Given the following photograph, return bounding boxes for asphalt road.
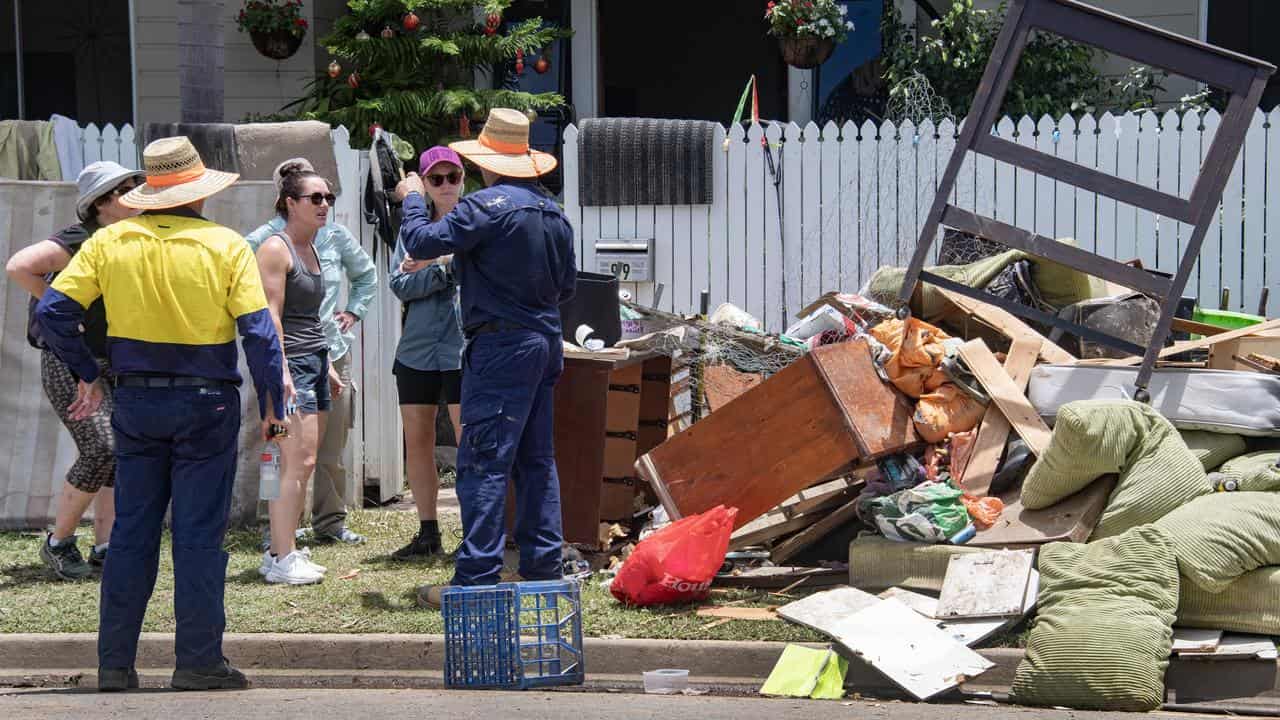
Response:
[0,687,1227,720]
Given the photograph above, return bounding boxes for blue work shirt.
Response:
[399,179,577,337]
[389,235,464,371]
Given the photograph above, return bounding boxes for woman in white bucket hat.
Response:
[5,161,143,580]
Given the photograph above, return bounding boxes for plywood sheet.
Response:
[825,598,995,700]
[936,550,1035,620]
[1171,628,1223,655]
[777,586,881,634]
[970,476,1115,548]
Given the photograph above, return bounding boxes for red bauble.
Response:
[403,12,420,32]
[347,71,360,89]
[369,122,381,137]
[483,26,496,36]
[485,12,501,34]
[327,60,341,79]
[534,57,550,74]
[515,60,524,74]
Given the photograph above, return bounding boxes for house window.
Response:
[0,0,134,124]
[1207,0,1280,110]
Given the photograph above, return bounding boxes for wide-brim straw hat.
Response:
[449,108,557,178]
[75,161,145,222]
[120,136,239,210]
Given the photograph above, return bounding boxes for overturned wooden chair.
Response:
[897,0,1275,400]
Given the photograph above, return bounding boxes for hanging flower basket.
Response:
[250,28,305,60]
[236,0,308,60]
[778,35,835,69]
[765,0,851,69]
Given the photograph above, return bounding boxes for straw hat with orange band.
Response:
[120,136,240,211]
[447,108,557,178]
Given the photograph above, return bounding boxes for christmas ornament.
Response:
[403,11,420,32]
[355,30,371,42]
[369,122,381,137]
[347,71,360,89]
[484,12,501,35]
[381,25,395,39]
[327,60,341,79]
[515,48,525,75]
[534,57,550,74]
[525,109,538,123]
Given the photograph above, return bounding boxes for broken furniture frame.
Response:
[897,0,1276,398]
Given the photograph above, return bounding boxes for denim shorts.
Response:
[288,351,331,415]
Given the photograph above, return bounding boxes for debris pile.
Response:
[603,241,1280,708]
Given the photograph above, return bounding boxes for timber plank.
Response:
[936,286,1075,364]
[956,340,1051,456]
[960,336,1039,496]
[770,497,862,564]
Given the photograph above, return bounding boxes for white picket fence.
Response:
[66,109,1280,333]
[562,108,1280,330]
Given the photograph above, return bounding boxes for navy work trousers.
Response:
[98,383,240,670]
[452,329,564,586]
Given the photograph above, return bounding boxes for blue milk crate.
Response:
[442,579,585,690]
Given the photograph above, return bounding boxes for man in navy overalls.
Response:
[395,108,576,605]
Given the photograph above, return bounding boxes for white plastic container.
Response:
[642,668,689,695]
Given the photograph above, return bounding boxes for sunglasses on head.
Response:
[426,171,462,187]
[295,192,337,206]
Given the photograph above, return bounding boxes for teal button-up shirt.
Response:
[245,217,377,362]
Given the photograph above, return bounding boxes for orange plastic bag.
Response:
[869,318,951,398]
[611,505,739,607]
[913,383,985,443]
[962,494,1005,530]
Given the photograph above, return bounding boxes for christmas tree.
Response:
[294,0,567,150]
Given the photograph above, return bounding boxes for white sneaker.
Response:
[265,551,324,585]
[297,547,327,574]
[258,551,272,577]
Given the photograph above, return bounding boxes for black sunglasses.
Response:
[426,171,462,187]
[295,192,337,206]
[108,183,137,197]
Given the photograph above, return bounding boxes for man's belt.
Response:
[114,375,227,389]
[465,319,528,338]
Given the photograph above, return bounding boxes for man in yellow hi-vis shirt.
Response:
[36,137,286,693]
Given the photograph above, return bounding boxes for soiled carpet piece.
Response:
[1022,400,1210,540]
[1012,525,1178,712]
[847,534,983,593]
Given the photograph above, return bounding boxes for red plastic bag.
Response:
[610,505,738,607]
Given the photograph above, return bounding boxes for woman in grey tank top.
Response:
[254,167,335,585]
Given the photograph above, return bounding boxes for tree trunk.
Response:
[178,0,226,123]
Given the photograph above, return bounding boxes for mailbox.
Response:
[595,239,654,283]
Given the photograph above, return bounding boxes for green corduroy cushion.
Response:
[1178,566,1280,636]
[1155,491,1280,594]
[1023,400,1212,540]
[1216,451,1280,492]
[1012,525,1179,712]
[1178,430,1247,472]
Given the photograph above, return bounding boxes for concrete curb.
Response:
[2,634,1275,707]
[0,633,1020,693]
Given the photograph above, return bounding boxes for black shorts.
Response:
[394,360,462,405]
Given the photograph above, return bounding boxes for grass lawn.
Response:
[0,506,826,643]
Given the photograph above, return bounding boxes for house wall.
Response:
[132,0,316,126]
[970,0,1205,106]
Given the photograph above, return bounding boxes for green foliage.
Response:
[883,0,1167,120]
[291,0,568,150]
[765,0,854,44]
[235,0,308,37]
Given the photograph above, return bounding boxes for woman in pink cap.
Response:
[388,146,466,560]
